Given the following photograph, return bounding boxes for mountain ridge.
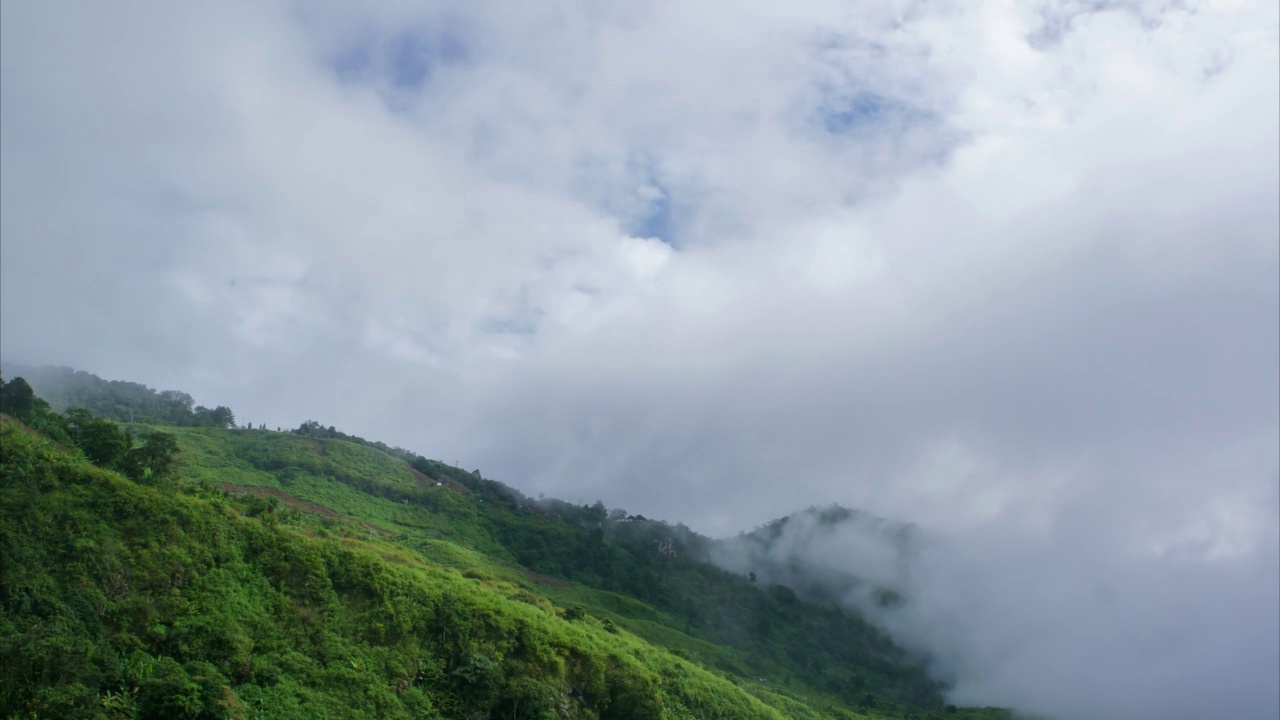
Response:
[0,365,1013,719]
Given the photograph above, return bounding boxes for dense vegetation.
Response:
[4,365,235,428]
[1,369,1012,720]
[0,378,180,485]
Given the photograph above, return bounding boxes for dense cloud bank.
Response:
[3,1,1277,718]
[713,504,1280,719]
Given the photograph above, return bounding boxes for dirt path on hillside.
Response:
[404,463,471,494]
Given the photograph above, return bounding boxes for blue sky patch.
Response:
[387,30,467,90]
[632,186,675,247]
[476,312,541,337]
[331,25,469,91]
[332,42,373,83]
[821,91,896,134]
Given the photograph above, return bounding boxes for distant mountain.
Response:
[0,366,1009,720]
[710,505,919,611]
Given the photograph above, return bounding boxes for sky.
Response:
[2,1,1277,718]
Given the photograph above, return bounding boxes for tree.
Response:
[1,377,69,442]
[158,390,195,421]
[451,652,504,714]
[192,405,235,428]
[120,432,180,483]
[65,408,133,468]
[0,377,36,417]
[210,406,235,428]
[295,420,321,435]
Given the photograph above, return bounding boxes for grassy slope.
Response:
[2,419,1008,719]
[168,425,1007,719]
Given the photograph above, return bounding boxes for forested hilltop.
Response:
[3,365,236,428]
[0,367,1011,720]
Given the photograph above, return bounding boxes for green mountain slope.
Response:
[1,371,1011,720]
[165,426,940,706]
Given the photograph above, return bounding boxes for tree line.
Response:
[1,376,179,484]
[1,364,235,428]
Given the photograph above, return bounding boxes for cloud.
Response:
[714,467,1279,719]
[2,1,1277,718]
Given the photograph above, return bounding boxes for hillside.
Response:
[0,371,1011,720]
[709,507,919,611]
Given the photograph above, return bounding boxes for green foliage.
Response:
[118,431,181,484]
[160,422,954,712]
[450,652,504,712]
[0,378,1014,720]
[1,376,73,444]
[0,376,36,417]
[65,408,133,467]
[1,386,181,485]
[0,424,780,719]
[135,658,235,720]
[5,365,235,427]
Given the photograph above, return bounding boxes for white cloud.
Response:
[2,1,1276,718]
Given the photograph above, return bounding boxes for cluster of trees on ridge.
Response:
[3,364,235,428]
[1,376,179,484]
